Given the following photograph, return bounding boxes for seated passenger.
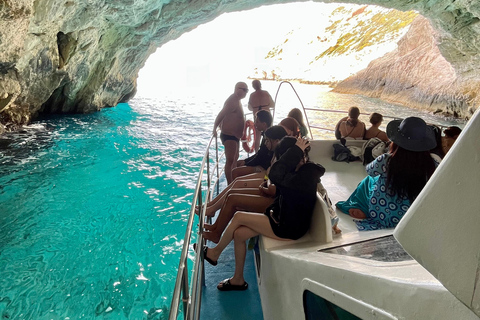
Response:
[364,113,388,141]
[442,126,462,155]
[288,108,309,137]
[232,124,287,180]
[334,106,366,140]
[336,117,439,231]
[233,111,274,180]
[198,126,287,217]
[279,117,301,137]
[200,136,325,291]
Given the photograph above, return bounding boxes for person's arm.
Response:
[335,117,348,139]
[269,138,325,190]
[212,99,233,135]
[244,145,271,168]
[366,153,389,177]
[212,109,226,136]
[247,93,255,112]
[377,130,389,142]
[268,93,275,110]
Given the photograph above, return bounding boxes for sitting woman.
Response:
[442,126,462,155]
[232,125,286,181]
[288,108,309,138]
[200,136,325,291]
[199,126,287,217]
[334,106,366,140]
[364,112,388,141]
[336,117,439,230]
[279,117,301,137]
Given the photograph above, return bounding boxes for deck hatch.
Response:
[319,235,413,262]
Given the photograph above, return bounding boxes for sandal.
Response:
[193,243,217,266]
[217,278,248,291]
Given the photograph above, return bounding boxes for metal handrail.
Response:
[169,133,223,320]
[273,81,314,139]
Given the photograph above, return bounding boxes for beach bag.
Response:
[332,143,359,163]
[362,138,389,165]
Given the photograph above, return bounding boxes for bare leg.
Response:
[223,139,239,184]
[207,211,287,264]
[203,194,274,243]
[232,166,258,181]
[199,177,265,214]
[203,188,261,217]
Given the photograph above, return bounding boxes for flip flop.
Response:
[217,278,248,291]
[193,243,217,266]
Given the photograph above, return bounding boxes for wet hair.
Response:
[348,106,360,127]
[386,143,436,202]
[252,79,261,90]
[369,113,383,125]
[256,110,273,127]
[279,117,300,137]
[287,108,306,128]
[444,126,462,138]
[274,136,310,162]
[265,125,287,140]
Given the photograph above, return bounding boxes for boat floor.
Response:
[200,243,262,320]
[200,177,263,320]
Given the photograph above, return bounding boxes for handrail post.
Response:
[181,257,190,319]
[215,134,219,195]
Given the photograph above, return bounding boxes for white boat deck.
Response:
[256,139,479,320]
[261,139,393,253]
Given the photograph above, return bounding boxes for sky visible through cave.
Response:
[137,2,399,98]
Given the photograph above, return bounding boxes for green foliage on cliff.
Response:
[265,6,417,61]
[316,10,418,59]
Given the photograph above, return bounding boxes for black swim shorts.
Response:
[220,133,240,144]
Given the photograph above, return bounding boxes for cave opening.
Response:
[136,2,417,99]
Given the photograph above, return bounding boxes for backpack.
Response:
[332,143,360,163]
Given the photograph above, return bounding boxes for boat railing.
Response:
[168,132,224,320]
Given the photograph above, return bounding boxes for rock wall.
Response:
[333,16,480,119]
[1,0,480,133]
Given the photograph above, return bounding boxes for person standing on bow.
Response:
[248,80,275,152]
[213,82,249,184]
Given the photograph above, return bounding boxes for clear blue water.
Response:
[0,84,465,319]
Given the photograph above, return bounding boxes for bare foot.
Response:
[204,223,216,232]
[349,208,366,219]
[333,224,342,234]
[203,231,220,244]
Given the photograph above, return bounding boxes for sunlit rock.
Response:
[1,0,480,130]
[333,16,478,119]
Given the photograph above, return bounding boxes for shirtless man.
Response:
[248,80,275,152]
[213,82,248,184]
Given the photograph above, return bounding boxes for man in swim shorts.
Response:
[248,80,275,152]
[213,82,248,184]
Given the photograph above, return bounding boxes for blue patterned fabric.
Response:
[336,153,411,231]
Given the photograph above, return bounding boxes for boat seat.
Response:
[261,139,373,251]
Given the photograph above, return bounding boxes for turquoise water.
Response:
[0,100,216,319]
[0,84,465,319]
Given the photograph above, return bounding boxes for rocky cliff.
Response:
[333,16,479,119]
[1,0,480,133]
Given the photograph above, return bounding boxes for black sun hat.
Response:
[386,117,437,152]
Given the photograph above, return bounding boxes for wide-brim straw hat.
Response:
[386,117,437,152]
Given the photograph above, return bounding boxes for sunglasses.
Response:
[238,87,249,92]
